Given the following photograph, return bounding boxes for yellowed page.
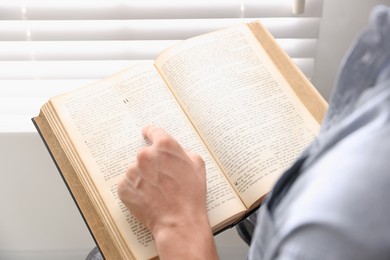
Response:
[50,62,245,259]
[155,24,321,208]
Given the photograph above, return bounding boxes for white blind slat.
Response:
[244,0,323,18]
[0,0,322,20]
[0,60,150,79]
[0,58,313,80]
[0,40,174,60]
[0,18,321,41]
[292,59,314,78]
[0,39,316,61]
[0,79,97,97]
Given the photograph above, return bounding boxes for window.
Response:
[0,0,323,132]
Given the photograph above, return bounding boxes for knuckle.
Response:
[155,134,175,148]
[117,179,128,201]
[117,180,125,197]
[125,166,135,179]
[192,152,202,162]
[124,166,139,185]
[189,152,205,168]
[194,154,205,168]
[136,147,152,162]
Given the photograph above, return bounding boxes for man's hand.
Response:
[118,126,218,259]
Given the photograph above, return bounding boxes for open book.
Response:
[33,21,327,260]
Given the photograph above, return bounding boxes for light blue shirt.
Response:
[246,5,390,260]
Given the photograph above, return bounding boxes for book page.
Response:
[155,24,321,208]
[50,63,245,259]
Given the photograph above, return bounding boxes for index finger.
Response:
[142,125,168,144]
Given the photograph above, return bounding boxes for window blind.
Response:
[0,0,323,132]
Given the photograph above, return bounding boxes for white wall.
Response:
[314,0,390,100]
[0,133,95,259]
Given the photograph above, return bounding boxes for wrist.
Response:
[152,215,218,260]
